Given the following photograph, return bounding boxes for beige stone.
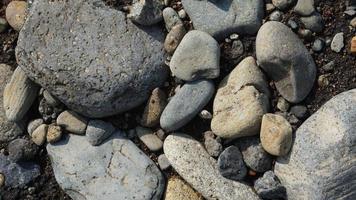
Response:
[164,177,202,200]
[46,125,62,144]
[0,173,5,187]
[140,88,167,127]
[57,110,87,134]
[31,124,48,146]
[5,1,28,31]
[351,36,356,55]
[136,126,163,151]
[164,24,187,54]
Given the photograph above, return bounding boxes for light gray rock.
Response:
[128,0,163,25]
[331,32,344,53]
[269,10,283,21]
[16,0,167,118]
[157,154,171,170]
[170,30,220,81]
[0,17,8,33]
[163,7,183,32]
[160,80,215,131]
[57,110,88,135]
[272,0,296,10]
[136,126,163,151]
[254,171,286,199]
[256,21,316,103]
[182,0,264,39]
[86,120,116,146]
[294,0,315,16]
[300,12,324,33]
[204,131,223,157]
[164,133,260,200]
[275,89,356,200]
[47,133,165,200]
[277,97,290,112]
[27,118,44,136]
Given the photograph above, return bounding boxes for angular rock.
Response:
[86,120,116,146]
[204,131,223,157]
[163,7,183,32]
[136,126,163,151]
[57,110,88,135]
[16,0,167,118]
[331,32,344,53]
[165,177,203,200]
[294,0,315,16]
[277,97,290,112]
[164,133,260,200]
[256,21,316,103]
[254,171,286,199]
[140,88,167,128]
[275,89,356,200]
[31,124,48,146]
[128,0,163,25]
[218,146,247,181]
[5,1,28,31]
[300,12,324,33]
[164,24,187,54]
[182,0,264,39]
[8,138,38,162]
[47,133,165,200]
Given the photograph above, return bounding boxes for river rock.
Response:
[164,24,187,54]
[128,0,163,26]
[331,32,344,53]
[5,1,28,31]
[47,133,165,200]
[165,177,202,200]
[256,21,316,103]
[16,0,167,118]
[300,12,324,33]
[294,0,315,16]
[46,124,62,144]
[164,133,260,200]
[31,124,48,146]
[57,110,88,135]
[86,120,116,146]
[181,0,264,39]
[272,0,296,10]
[140,88,167,128]
[136,126,163,151]
[275,89,356,200]
[27,118,44,136]
[163,7,183,32]
[204,131,223,157]
[218,146,247,181]
[254,171,286,199]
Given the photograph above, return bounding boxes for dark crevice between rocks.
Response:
[102,0,133,13]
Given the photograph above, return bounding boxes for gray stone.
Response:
[160,80,215,131]
[164,133,260,200]
[86,120,116,146]
[254,171,286,199]
[16,0,168,118]
[331,32,344,53]
[269,10,283,21]
[290,105,308,118]
[170,30,220,81]
[0,17,8,33]
[178,9,187,19]
[27,118,44,136]
[164,24,187,54]
[275,89,356,200]
[218,146,247,181]
[8,138,38,162]
[128,0,163,25]
[272,0,296,10]
[182,0,264,39]
[300,12,324,33]
[287,19,299,30]
[322,61,334,72]
[136,126,163,151]
[163,7,183,32]
[43,90,61,106]
[312,38,325,52]
[256,21,316,103]
[57,110,88,135]
[224,40,244,60]
[47,133,165,200]
[294,0,315,16]
[298,28,313,40]
[157,154,171,170]
[203,131,223,157]
[277,97,290,112]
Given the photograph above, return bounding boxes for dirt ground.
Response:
[0,0,355,199]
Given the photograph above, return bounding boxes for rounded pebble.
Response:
[46,125,62,144]
[5,1,28,31]
[218,146,247,181]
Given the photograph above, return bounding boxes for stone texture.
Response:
[8,138,38,162]
[331,32,344,53]
[136,126,163,151]
[86,120,116,146]
[164,133,260,200]
[256,21,316,103]
[140,88,167,128]
[57,110,88,135]
[203,131,223,157]
[5,1,28,31]
[290,105,308,118]
[218,146,247,181]
[163,7,183,32]
[0,17,8,33]
[165,177,202,200]
[128,0,163,25]
[164,24,187,54]
[294,0,315,16]
[254,171,286,199]
[181,0,264,39]
[300,12,324,33]
[157,154,171,170]
[47,133,165,200]
[275,89,356,200]
[43,90,61,106]
[27,118,44,136]
[170,30,220,81]
[16,0,167,118]
[46,125,62,144]
[31,124,48,146]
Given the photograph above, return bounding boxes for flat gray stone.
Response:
[128,0,163,25]
[294,0,315,16]
[300,12,324,33]
[136,126,163,152]
[164,133,260,200]
[275,89,356,200]
[182,0,264,39]
[86,120,115,146]
[254,171,286,199]
[47,133,165,200]
[16,0,167,118]
[256,21,316,103]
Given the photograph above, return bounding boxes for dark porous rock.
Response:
[218,146,247,181]
[38,97,64,123]
[8,138,38,162]
[254,171,286,199]
[16,0,167,118]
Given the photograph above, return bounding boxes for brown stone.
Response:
[164,177,202,200]
[140,88,167,127]
[5,1,28,31]
[351,36,356,55]
[46,125,62,144]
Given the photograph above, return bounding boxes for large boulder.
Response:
[16,0,167,118]
[275,89,356,200]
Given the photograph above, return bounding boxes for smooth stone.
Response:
[163,7,183,32]
[5,1,28,31]
[294,0,315,16]
[31,124,48,146]
[312,38,325,52]
[27,118,44,136]
[275,89,356,200]
[269,10,283,21]
[16,0,167,118]
[160,80,215,132]
[298,28,313,40]
[165,177,202,200]
[287,19,299,30]
[170,30,220,81]
[272,0,296,10]
[164,24,187,54]
[260,114,292,156]
[128,0,163,25]
[47,133,165,200]
[164,133,260,200]
[43,90,61,106]
[86,120,116,146]
[266,3,276,13]
[218,146,247,181]
[256,21,316,103]
[57,110,88,135]
[300,12,324,33]
[8,138,38,162]
[277,97,290,112]
[254,171,286,199]
[199,110,213,119]
[46,124,62,144]
[140,88,167,128]
[290,105,308,118]
[178,9,187,19]
[181,0,264,39]
[0,17,8,33]
[157,154,171,170]
[136,126,163,151]
[331,32,344,53]
[203,131,223,157]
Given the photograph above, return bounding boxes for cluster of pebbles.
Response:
[0,0,355,200]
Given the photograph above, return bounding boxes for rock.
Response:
[0,154,40,188]
[269,10,283,21]
[294,0,315,16]
[164,133,260,200]
[203,131,223,157]
[47,133,165,200]
[128,0,163,25]
[235,137,273,173]
[27,118,44,136]
[57,110,88,135]
[322,61,335,72]
[266,3,276,13]
[298,28,313,40]
[178,9,187,19]
[182,0,264,39]
[86,120,116,146]
[218,146,247,181]
[275,89,356,200]
[300,12,324,33]
[318,74,329,87]
[0,17,8,33]
[199,110,213,119]
[16,0,167,118]
[211,57,270,139]
[287,19,299,30]
[43,90,61,106]
[272,0,296,10]
[344,7,356,16]
[260,114,292,156]
[3,67,39,122]
[0,173,4,187]
[350,17,356,27]
[164,24,187,54]
[254,171,286,199]
[160,80,215,131]
[165,177,202,200]
[0,64,23,142]
[331,32,344,53]
[157,154,170,170]
[140,88,167,127]
[31,124,48,146]
[290,105,308,118]
[277,97,290,112]
[163,7,183,32]
[155,129,166,140]
[256,21,316,103]
[229,33,239,40]
[352,36,356,54]
[136,126,163,151]
[224,40,244,60]
[170,30,220,81]
[8,138,38,162]
[46,125,62,144]
[38,96,64,123]
[5,1,28,31]
[312,38,325,52]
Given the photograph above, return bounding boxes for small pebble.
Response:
[8,138,38,162]
[136,126,163,151]
[287,19,298,30]
[300,12,324,33]
[344,9,356,16]
[225,40,244,59]
[178,9,186,19]
[266,3,276,13]
[298,29,313,41]
[272,0,296,10]
[269,10,283,21]
[322,61,334,72]
[27,118,44,136]
[331,32,344,53]
[318,74,329,87]
[325,38,332,46]
[351,36,356,54]
[350,17,356,27]
[140,88,167,127]
[163,7,183,32]
[294,0,315,16]
[57,110,88,135]
[5,1,28,31]
[254,171,286,199]
[290,105,308,119]
[164,24,187,54]
[218,146,247,181]
[203,131,223,157]
[199,110,212,119]
[155,129,166,140]
[31,124,48,146]
[86,120,116,146]
[277,97,290,112]
[229,33,239,40]
[312,38,325,52]
[0,173,5,187]
[0,17,8,33]
[46,125,62,144]
[157,154,171,170]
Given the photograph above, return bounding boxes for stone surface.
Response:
[0,173,4,187]
[86,120,116,146]
[8,138,38,162]
[164,133,260,200]
[163,7,183,32]
[290,105,308,118]
[16,0,167,118]
[254,171,286,200]
[351,17,356,27]
[31,124,48,146]
[256,21,316,103]
[3,67,39,122]
[128,0,163,25]
[294,0,315,16]
[275,89,356,200]
[136,126,163,151]
[260,114,292,156]
[181,0,264,39]
[218,146,247,181]
[27,118,44,136]
[170,30,220,81]
[57,110,88,135]
[203,131,223,157]
[272,0,296,10]
[47,133,165,200]
[312,38,325,52]
[5,1,28,31]
[160,80,215,131]
[300,12,324,33]
[269,10,283,21]
[157,154,171,170]
[164,177,202,200]
[211,57,270,139]
[43,90,61,106]
[140,88,167,128]
[46,125,62,144]
[164,24,187,54]
[331,32,344,53]
[277,97,290,112]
